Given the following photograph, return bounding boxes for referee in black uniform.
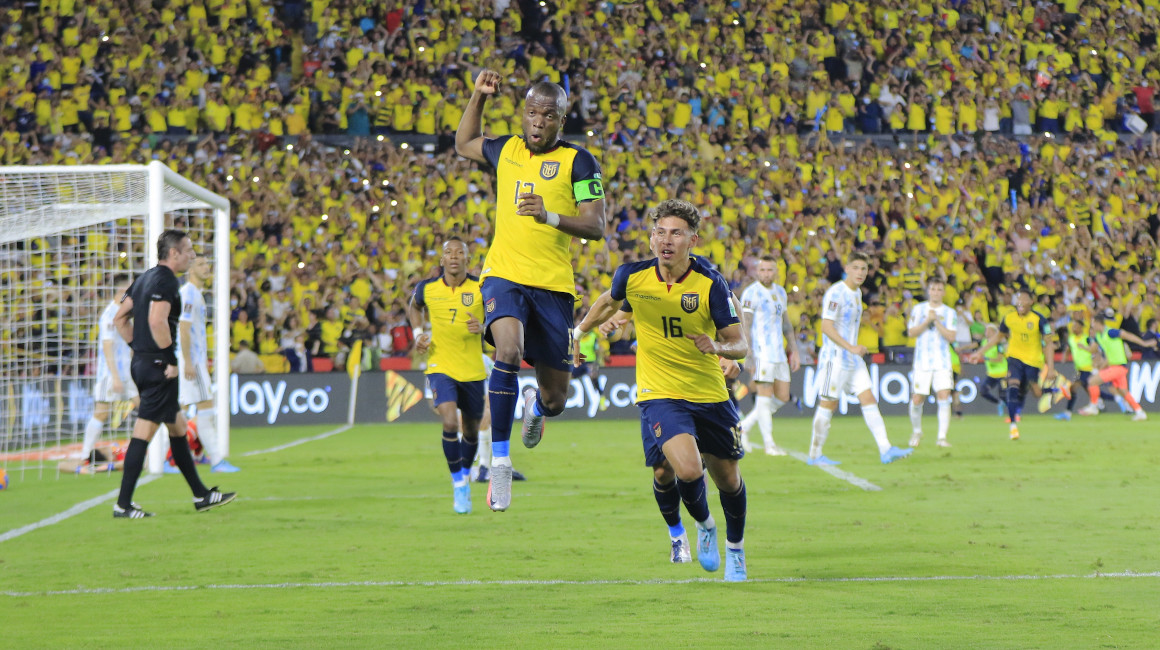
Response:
[111,229,236,518]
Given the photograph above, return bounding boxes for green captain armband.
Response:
[573,177,604,202]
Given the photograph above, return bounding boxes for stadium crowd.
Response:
[3,0,1160,371]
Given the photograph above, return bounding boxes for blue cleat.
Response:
[163,463,180,474]
[696,522,720,572]
[724,548,747,582]
[1054,411,1072,421]
[453,484,471,514]
[997,402,1005,417]
[881,446,914,464]
[807,455,841,466]
[211,460,241,473]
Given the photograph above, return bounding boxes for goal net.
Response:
[0,162,230,480]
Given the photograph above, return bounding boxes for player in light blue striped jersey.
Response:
[906,277,958,448]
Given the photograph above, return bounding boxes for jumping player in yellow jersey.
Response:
[407,238,487,515]
[974,288,1058,440]
[574,200,750,582]
[456,70,606,512]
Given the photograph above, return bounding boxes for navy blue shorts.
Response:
[427,373,485,420]
[571,361,591,379]
[1007,358,1040,387]
[1078,370,1092,384]
[638,399,744,467]
[481,277,574,372]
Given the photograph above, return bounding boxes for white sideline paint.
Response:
[786,450,883,491]
[4,571,1159,598]
[241,424,352,457]
[0,475,159,544]
[1,425,354,545]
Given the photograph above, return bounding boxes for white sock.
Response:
[908,400,924,435]
[738,405,760,434]
[696,513,717,531]
[937,398,952,441]
[476,428,492,467]
[862,403,892,454]
[82,417,104,458]
[197,406,222,465]
[809,407,834,459]
[755,396,775,448]
[726,540,744,551]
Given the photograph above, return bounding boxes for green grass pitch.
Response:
[2,415,1159,648]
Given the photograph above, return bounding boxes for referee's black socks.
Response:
[170,434,210,499]
[117,437,150,510]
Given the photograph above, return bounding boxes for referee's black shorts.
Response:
[131,356,180,424]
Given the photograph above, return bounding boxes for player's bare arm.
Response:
[406,293,431,352]
[103,338,123,393]
[516,191,605,240]
[114,296,134,344]
[1116,329,1157,348]
[573,290,621,366]
[782,306,800,371]
[180,320,195,380]
[146,300,178,379]
[454,69,500,164]
[598,309,632,337]
[821,318,867,356]
[686,323,747,360]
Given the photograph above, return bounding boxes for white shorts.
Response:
[818,358,873,400]
[912,369,954,396]
[179,363,213,406]
[752,359,791,383]
[92,373,138,403]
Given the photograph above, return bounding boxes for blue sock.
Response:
[532,395,545,418]
[460,437,478,472]
[488,360,521,455]
[675,475,711,524]
[652,478,683,530]
[1007,385,1022,419]
[719,480,747,545]
[442,432,462,481]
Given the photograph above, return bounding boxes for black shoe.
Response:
[512,469,527,481]
[475,465,490,483]
[113,503,154,519]
[194,486,237,512]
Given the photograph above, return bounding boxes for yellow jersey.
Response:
[1000,309,1053,368]
[480,135,604,295]
[611,257,740,403]
[414,274,486,382]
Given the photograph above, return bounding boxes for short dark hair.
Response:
[443,235,467,249]
[760,255,777,264]
[848,251,871,265]
[650,199,700,232]
[158,229,188,261]
[113,273,131,286]
[526,81,568,114]
[926,276,945,288]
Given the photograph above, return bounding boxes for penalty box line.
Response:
[4,571,1160,598]
[0,424,354,545]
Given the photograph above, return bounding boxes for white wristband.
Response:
[573,326,587,341]
[412,327,423,340]
[545,211,561,228]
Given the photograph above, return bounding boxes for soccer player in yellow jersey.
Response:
[407,238,487,515]
[575,200,750,582]
[975,288,1058,440]
[456,70,605,512]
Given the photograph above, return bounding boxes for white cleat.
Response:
[1132,410,1148,421]
[670,533,692,563]
[763,444,787,456]
[936,439,952,448]
[909,432,923,447]
[1078,404,1100,416]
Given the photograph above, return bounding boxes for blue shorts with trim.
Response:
[427,373,485,420]
[1077,369,1092,384]
[1007,357,1040,387]
[481,276,574,372]
[638,399,743,467]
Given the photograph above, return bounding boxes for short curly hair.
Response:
[649,199,700,232]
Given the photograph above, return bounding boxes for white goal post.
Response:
[0,161,230,477]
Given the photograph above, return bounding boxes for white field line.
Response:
[0,475,159,543]
[241,424,353,456]
[4,571,1159,598]
[785,450,883,491]
[1,425,355,544]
